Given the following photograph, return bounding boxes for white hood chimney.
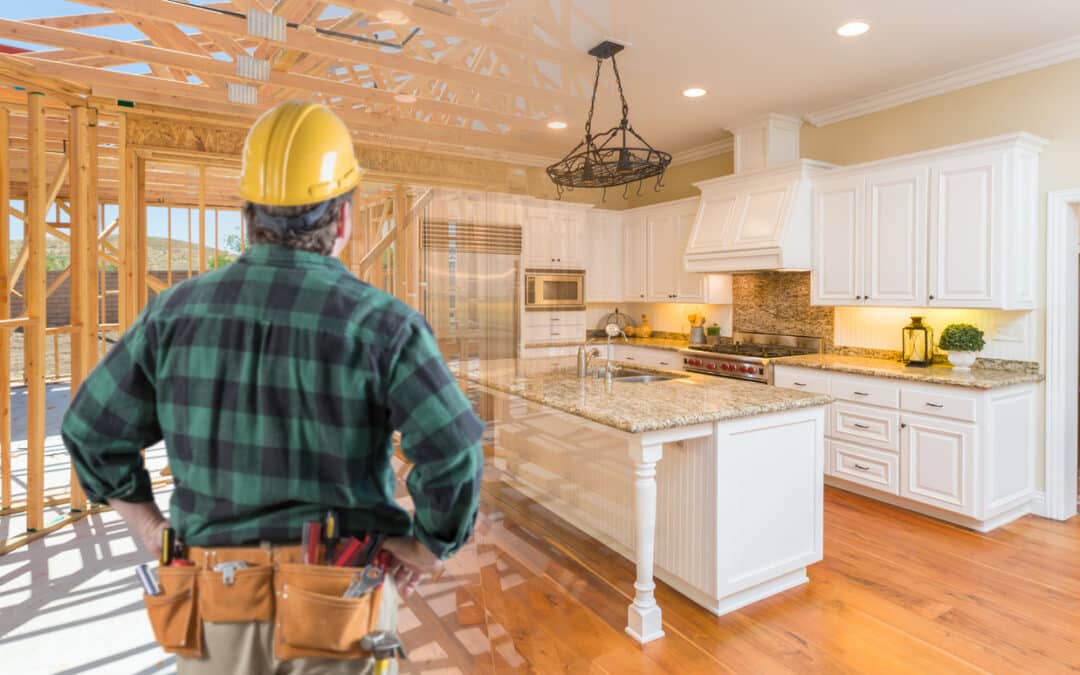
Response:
[684,114,832,273]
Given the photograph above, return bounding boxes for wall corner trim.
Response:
[803,34,1080,127]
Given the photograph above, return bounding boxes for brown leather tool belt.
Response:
[143,543,383,660]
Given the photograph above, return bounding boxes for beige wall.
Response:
[618,153,734,210]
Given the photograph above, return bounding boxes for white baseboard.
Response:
[1029,491,1048,518]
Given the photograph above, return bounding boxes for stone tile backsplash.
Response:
[732,272,834,347]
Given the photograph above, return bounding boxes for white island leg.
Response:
[625,440,665,644]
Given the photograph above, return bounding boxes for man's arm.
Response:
[385,317,484,563]
[62,305,167,554]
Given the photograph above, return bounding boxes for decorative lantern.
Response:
[902,316,934,367]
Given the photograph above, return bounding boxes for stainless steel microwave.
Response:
[525,269,586,311]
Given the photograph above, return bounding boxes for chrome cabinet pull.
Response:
[925,402,944,408]
[853,423,870,430]
[793,382,807,387]
[853,391,869,397]
[853,463,871,471]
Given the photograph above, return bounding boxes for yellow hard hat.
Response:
[239,101,361,207]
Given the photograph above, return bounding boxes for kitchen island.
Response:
[463,358,830,643]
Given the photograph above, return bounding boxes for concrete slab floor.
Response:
[2,385,177,673]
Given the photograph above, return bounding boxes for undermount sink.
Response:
[611,369,688,383]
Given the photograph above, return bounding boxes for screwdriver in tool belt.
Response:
[322,510,340,564]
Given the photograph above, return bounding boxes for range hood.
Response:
[684,114,833,273]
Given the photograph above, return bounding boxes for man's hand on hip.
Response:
[110,498,171,560]
[382,536,444,598]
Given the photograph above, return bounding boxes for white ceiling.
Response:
[555,0,1080,154]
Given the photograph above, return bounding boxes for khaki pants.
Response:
[177,578,399,675]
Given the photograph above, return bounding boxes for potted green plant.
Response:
[938,323,985,371]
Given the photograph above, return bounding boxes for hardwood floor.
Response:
[393,458,1080,674]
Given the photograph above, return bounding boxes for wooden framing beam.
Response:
[0,108,10,509]
[24,91,47,532]
[68,105,98,512]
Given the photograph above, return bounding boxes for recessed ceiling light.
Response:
[836,21,870,37]
[547,120,568,130]
[377,9,409,25]
[393,93,417,104]
[682,87,707,98]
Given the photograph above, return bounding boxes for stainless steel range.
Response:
[681,331,824,384]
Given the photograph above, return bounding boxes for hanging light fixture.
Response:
[546,41,671,200]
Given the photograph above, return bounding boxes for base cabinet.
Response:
[901,413,975,515]
[776,364,1036,531]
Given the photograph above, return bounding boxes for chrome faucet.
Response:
[603,323,628,381]
[577,338,602,378]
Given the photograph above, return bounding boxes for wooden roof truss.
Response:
[0,0,597,160]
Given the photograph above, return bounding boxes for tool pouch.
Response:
[273,563,382,660]
[198,563,275,623]
[143,565,203,658]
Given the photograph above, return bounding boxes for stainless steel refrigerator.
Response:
[420,217,520,365]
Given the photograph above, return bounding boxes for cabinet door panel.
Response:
[675,208,706,301]
[583,211,622,302]
[812,176,863,304]
[732,185,790,247]
[866,167,927,305]
[525,211,553,267]
[901,414,975,515]
[929,153,1000,306]
[647,212,680,301]
[623,217,648,301]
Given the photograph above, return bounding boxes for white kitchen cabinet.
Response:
[811,133,1044,309]
[525,206,584,269]
[811,174,862,304]
[812,166,926,306]
[772,364,1037,531]
[866,166,927,306]
[634,199,708,303]
[927,152,998,307]
[646,211,680,301]
[610,344,680,369]
[583,209,623,303]
[900,413,975,515]
[523,309,585,345]
[623,215,648,301]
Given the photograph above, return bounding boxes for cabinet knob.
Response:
[901,423,907,429]
[929,294,935,300]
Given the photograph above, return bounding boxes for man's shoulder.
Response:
[330,273,425,337]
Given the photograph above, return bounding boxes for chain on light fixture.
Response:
[546,41,671,200]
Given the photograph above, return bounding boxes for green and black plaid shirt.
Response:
[62,244,483,558]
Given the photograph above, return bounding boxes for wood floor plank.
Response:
[394,461,1080,674]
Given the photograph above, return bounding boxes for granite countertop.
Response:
[773,353,1044,390]
[524,336,693,351]
[462,357,831,433]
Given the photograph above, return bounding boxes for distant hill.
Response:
[10,236,238,271]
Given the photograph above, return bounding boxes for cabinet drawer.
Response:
[901,387,976,422]
[831,374,900,408]
[615,346,679,369]
[774,368,830,395]
[830,402,900,451]
[524,323,584,343]
[524,310,586,327]
[829,440,900,495]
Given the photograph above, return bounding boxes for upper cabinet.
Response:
[811,133,1045,309]
[625,199,712,304]
[622,214,648,301]
[583,209,623,303]
[525,205,585,269]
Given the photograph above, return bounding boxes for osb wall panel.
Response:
[732,271,835,347]
[127,115,246,155]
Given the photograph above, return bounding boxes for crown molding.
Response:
[804,33,1080,127]
[670,137,734,166]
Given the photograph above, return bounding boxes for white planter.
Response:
[946,350,979,371]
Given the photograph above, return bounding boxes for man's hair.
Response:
[243,189,354,255]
